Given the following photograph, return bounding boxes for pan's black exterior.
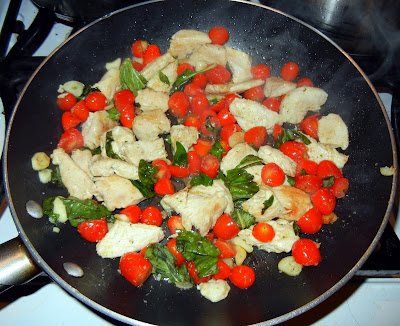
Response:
[3,0,397,325]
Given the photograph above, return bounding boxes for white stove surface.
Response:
[1,1,400,325]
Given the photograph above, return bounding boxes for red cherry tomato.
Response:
[120,205,142,224]
[57,92,77,111]
[71,100,90,122]
[61,111,80,131]
[166,238,186,267]
[279,140,307,162]
[132,61,144,71]
[297,207,323,234]
[210,98,227,113]
[280,61,299,81]
[152,159,171,181]
[154,178,175,196]
[132,40,148,58]
[85,91,107,111]
[184,83,206,97]
[140,206,163,226]
[251,64,271,80]
[200,154,220,178]
[213,213,240,240]
[204,64,231,84]
[299,114,319,139]
[244,126,268,147]
[311,187,336,215]
[220,140,230,157]
[220,123,241,143]
[208,27,230,45]
[244,86,264,102]
[292,239,322,266]
[272,123,284,141]
[184,116,200,129]
[119,105,135,128]
[192,73,208,89]
[169,165,190,178]
[187,261,212,284]
[77,219,108,242]
[217,107,236,126]
[191,94,210,118]
[143,44,161,66]
[114,89,135,111]
[188,150,201,175]
[213,260,231,280]
[330,177,349,198]
[297,78,314,88]
[192,139,214,157]
[119,252,152,287]
[295,158,318,177]
[57,128,84,154]
[262,97,280,113]
[167,215,184,234]
[294,175,323,194]
[177,63,195,75]
[230,265,256,289]
[261,163,285,187]
[168,91,190,118]
[252,222,275,242]
[214,239,236,259]
[317,160,343,179]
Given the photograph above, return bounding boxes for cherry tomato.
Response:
[114,89,135,111]
[140,206,163,226]
[280,61,299,81]
[57,128,84,154]
[330,177,349,198]
[262,97,280,113]
[143,44,161,66]
[61,111,80,131]
[272,123,284,141]
[166,238,186,267]
[193,138,213,156]
[119,105,135,128]
[205,232,215,242]
[71,100,90,122]
[77,219,108,242]
[177,63,195,75]
[188,150,201,174]
[192,73,208,89]
[214,239,236,259]
[120,205,142,224]
[251,64,271,80]
[292,239,322,266]
[132,60,144,71]
[152,159,171,180]
[85,91,107,111]
[217,107,236,126]
[220,123,241,143]
[208,27,229,45]
[213,213,240,240]
[200,154,220,178]
[132,40,148,58]
[225,93,241,107]
[244,126,268,147]
[311,187,336,215]
[187,261,212,284]
[279,94,286,103]
[297,78,314,88]
[57,92,77,111]
[261,163,285,187]
[299,114,319,139]
[213,260,231,280]
[294,175,323,194]
[295,158,318,177]
[199,110,221,137]
[220,140,230,157]
[119,252,152,287]
[184,83,206,97]
[154,178,175,196]
[168,91,190,118]
[244,86,264,102]
[191,94,210,118]
[252,222,275,242]
[184,116,200,129]
[169,165,190,178]
[230,265,256,289]
[204,64,231,84]
[317,160,343,179]
[297,207,323,234]
[168,215,184,234]
[279,140,307,162]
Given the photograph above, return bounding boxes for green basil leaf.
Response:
[323,176,335,188]
[164,133,172,144]
[50,166,65,188]
[159,71,170,85]
[190,173,214,187]
[120,58,147,96]
[77,85,100,100]
[301,168,307,176]
[286,175,296,187]
[274,128,311,148]
[172,141,188,167]
[293,222,301,236]
[130,180,155,198]
[205,115,220,133]
[42,197,59,224]
[130,159,159,198]
[170,64,216,95]
[106,107,121,121]
[105,131,122,160]
[209,141,225,162]
[224,168,259,200]
[234,154,263,169]
[263,195,274,209]
[231,208,255,229]
[292,130,311,145]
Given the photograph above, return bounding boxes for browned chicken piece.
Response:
[81,111,118,149]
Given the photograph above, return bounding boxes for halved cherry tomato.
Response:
[252,222,275,242]
[297,207,323,234]
[213,213,240,240]
[213,260,231,280]
[280,61,299,81]
[220,123,241,143]
[272,123,284,141]
[57,128,84,154]
[208,27,229,45]
[200,154,220,178]
[61,111,80,131]
[120,205,142,224]
[191,94,210,118]
[261,163,285,187]
[168,91,190,118]
[205,232,215,242]
[193,138,213,156]
[187,261,212,285]
[57,92,77,111]
[154,178,175,196]
[85,91,107,111]
[204,64,231,84]
[132,61,144,71]
[188,150,201,174]
[217,107,236,126]
[244,126,268,147]
[184,83,206,97]
[297,78,314,88]
[295,175,323,194]
[77,219,108,242]
[168,215,184,234]
[292,239,322,266]
[225,93,241,107]
[177,63,195,75]
[251,64,271,80]
[192,73,208,89]
[199,110,221,137]
[71,100,90,122]
[166,238,186,267]
[279,94,286,103]
[244,86,264,102]
[317,160,343,179]
[143,44,161,66]
[220,140,230,157]
[132,40,148,58]
[169,165,190,178]
[214,239,236,259]
[279,140,307,162]
[119,252,152,287]
[311,187,336,215]
[262,97,280,112]
[299,114,319,139]
[210,98,226,113]
[114,89,135,111]
[295,158,318,177]
[152,159,171,180]
[330,177,349,198]
[119,105,135,128]
[230,265,256,289]
[140,206,163,226]
[184,116,200,129]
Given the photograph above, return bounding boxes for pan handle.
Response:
[0,236,42,293]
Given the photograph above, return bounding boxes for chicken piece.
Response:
[263,77,296,98]
[146,60,178,93]
[271,185,313,221]
[280,86,328,124]
[140,53,176,81]
[205,79,264,95]
[242,184,286,222]
[229,98,281,131]
[187,44,227,70]
[318,113,349,150]
[198,279,230,302]
[135,88,169,112]
[226,47,253,83]
[89,155,139,180]
[71,149,92,176]
[81,111,119,149]
[170,125,199,152]
[96,221,164,258]
[238,219,299,253]
[160,180,233,236]
[306,137,349,168]
[99,126,136,158]
[168,29,212,59]
[51,148,97,200]
[92,67,120,101]
[258,145,296,177]
[95,175,145,210]
[131,109,171,140]
[220,142,258,174]
[122,138,168,166]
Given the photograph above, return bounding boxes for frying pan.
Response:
[1,0,398,325]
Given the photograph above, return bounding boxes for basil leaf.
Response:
[164,133,172,144]
[209,141,225,162]
[323,176,335,188]
[145,243,193,289]
[301,168,307,176]
[205,115,220,133]
[106,107,121,121]
[90,147,101,155]
[293,222,301,236]
[231,208,255,229]
[234,154,263,169]
[170,64,216,95]
[50,166,65,188]
[159,71,170,85]
[105,131,122,160]
[190,173,214,187]
[274,128,311,148]
[292,130,311,145]
[224,168,259,200]
[286,175,295,187]
[130,159,159,198]
[131,180,155,198]
[263,195,274,209]
[77,85,100,100]
[172,142,188,167]
[43,197,58,224]
[120,58,147,96]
